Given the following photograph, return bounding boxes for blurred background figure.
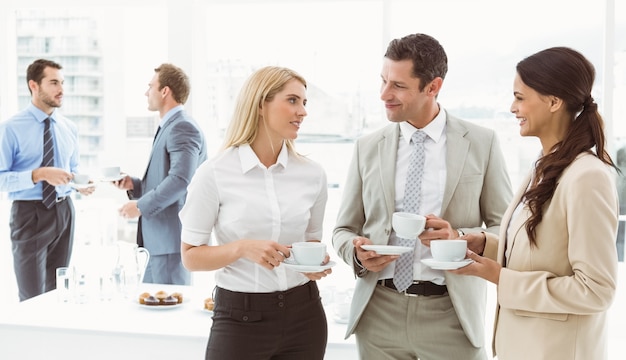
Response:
[115,63,207,285]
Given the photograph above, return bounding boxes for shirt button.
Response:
[278,294,284,299]
[278,302,284,307]
[242,316,249,321]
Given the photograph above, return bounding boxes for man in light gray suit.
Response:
[116,63,207,285]
[332,34,512,359]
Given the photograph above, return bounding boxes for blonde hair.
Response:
[222,66,307,153]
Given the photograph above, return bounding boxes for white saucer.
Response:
[282,259,336,273]
[361,245,413,255]
[421,258,473,270]
[100,175,124,182]
[70,183,96,190]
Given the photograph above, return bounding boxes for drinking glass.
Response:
[56,266,73,303]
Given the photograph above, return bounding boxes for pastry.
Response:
[154,290,168,303]
[143,295,160,306]
[138,292,150,304]
[162,295,178,306]
[170,292,183,304]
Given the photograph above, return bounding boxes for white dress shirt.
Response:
[379,109,448,284]
[179,143,328,293]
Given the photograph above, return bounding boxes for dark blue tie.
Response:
[41,118,56,209]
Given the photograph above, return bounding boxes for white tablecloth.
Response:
[0,284,357,360]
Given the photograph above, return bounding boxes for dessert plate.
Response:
[137,302,184,310]
[282,259,336,273]
[420,258,473,270]
[361,245,413,255]
[136,297,188,310]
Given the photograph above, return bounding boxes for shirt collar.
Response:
[399,107,446,144]
[28,103,57,124]
[160,105,184,127]
[238,142,289,173]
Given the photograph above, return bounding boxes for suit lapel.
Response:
[143,111,181,178]
[441,118,469,214]
[379,124,400,217]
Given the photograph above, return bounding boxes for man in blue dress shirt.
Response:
[0,59,93,301]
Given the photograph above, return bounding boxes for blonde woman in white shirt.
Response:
[180,66,330,360]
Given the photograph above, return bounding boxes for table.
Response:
[0,284,357,360]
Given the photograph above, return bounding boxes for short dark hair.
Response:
[26,59,62,94]
[384,33,448,91]
[154,63,191,104]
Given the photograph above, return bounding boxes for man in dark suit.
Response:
[115,63,207,285]
[332,33,512,359]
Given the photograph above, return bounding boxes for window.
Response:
[1,4,625,356]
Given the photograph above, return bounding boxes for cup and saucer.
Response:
[282,242,336,273]
[70,173,96,190]
[420,240,473,270]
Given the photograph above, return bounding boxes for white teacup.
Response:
[72,173,90,184]
[101,166,121,179]
[430,240,467,262]
[392,212,426,239]
[291,242,326,266]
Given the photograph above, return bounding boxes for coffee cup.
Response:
[72,173,90,184]
[291,241,326,266]
[101,166,121,179]
[430,240,467,262]
[392,212,426,239]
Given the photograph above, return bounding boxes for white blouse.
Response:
[179,143,328,293]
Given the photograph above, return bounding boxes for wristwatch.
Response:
[457,228,465,238]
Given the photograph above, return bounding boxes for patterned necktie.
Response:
[41,117,57,209]
[392,130,428,291]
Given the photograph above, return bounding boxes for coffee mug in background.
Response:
[392,212,426,239]
[430,240,467,262]
[291,241,326,265]
[100,166,121,179]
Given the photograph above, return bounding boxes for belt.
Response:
[378,279,448,297]
[15,196,68,203]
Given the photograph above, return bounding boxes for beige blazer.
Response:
[484,153,618,360]
[332,114,513,347]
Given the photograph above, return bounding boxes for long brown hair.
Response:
[517,47,617,245]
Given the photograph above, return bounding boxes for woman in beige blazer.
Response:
[454,47,619,360]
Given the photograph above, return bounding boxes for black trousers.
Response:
[206,281,328,360]
[10,198,75,301]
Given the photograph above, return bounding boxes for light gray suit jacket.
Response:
[129,109,207,256]
[332,114,512,347]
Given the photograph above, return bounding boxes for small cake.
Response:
[138,292,151,304]
[204,297,215,311]
[154,290,168,304]
[170,292,183,304]
[143,295,160,306]
[162,295,179,306]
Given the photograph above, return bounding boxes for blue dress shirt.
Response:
[0,103,80,200]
